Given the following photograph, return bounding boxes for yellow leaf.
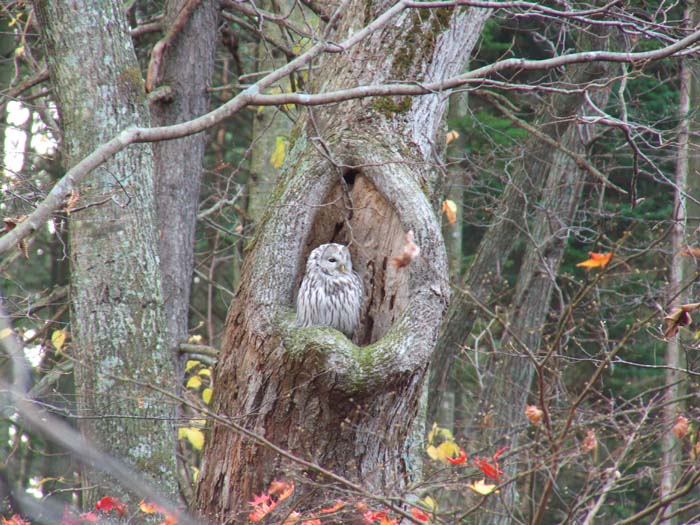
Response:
[8,13,22,27]
[187,335,203,344]
[427,422,454,444]
[467,479,498,495]
[270,136,288,169]
[185,360,200,371]
[186,376,202,389]
[197,368,212,377]
[14,46,24,58]
[178,427,205,450]
[51,329,67,352]
[422,496,437,511]
[0,328,13,340]
[192,466,200,482]
[442,200,457,224]
[202,388,213,405]
[446,130,460,145]
[427,441,461,463]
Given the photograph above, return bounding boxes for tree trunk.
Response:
[428,53,612,425]
[147,0,218,502]
[196,3,491,522]
[473,91,610,525]
[660,3,694,519]
[33,0,177,505]
[150,0,218,358]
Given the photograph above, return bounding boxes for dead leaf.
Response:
[664,302,700,338]
[525,405,543,424]
[446,130,460,145]
[64,190,80,215]
[673,415,689,439]
[679,247,700,258]
[582,429,597,452]
[391,230,420,269]
[2,216,29,259]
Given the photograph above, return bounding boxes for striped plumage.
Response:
[296,243,363,338]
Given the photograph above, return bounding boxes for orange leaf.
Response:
[664,303,700,338]
[321,501,346,513]
[441,200,457,225]
[1,515,30,525]
[679,246,700,257]
[446,130,460,145]
[673,415,689,439]
[64,190,80,215]
[576,252,612,269]
[525,405,544,424]
[446,448,467,464]
[410,507,431,522]
[140,500,161,514]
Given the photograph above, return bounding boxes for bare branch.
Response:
[3,3,700,255]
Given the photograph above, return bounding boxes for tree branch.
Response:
[3,3,700,255]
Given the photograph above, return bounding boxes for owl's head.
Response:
[308,243,354,277]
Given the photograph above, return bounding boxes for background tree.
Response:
[32,0,178,505]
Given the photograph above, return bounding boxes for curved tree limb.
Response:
[2,11,700,255]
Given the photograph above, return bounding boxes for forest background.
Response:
[2,0,700,524]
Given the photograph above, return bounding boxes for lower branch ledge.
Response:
[276,311,415,395]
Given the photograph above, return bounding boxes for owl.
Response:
[296,243,363,338]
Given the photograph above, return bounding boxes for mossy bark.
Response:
[195,1,490,522]
[33,0,177,506]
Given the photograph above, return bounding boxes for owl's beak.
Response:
[339,264,346,273]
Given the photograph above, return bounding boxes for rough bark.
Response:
[147,0,218,502]
[150,0,218,354]
[33,0,177,505]
[196,2,490,522]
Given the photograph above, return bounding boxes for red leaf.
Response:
[95,496,127,516]
[446,448,467,464]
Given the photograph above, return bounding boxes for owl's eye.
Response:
[328,257,337,263]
